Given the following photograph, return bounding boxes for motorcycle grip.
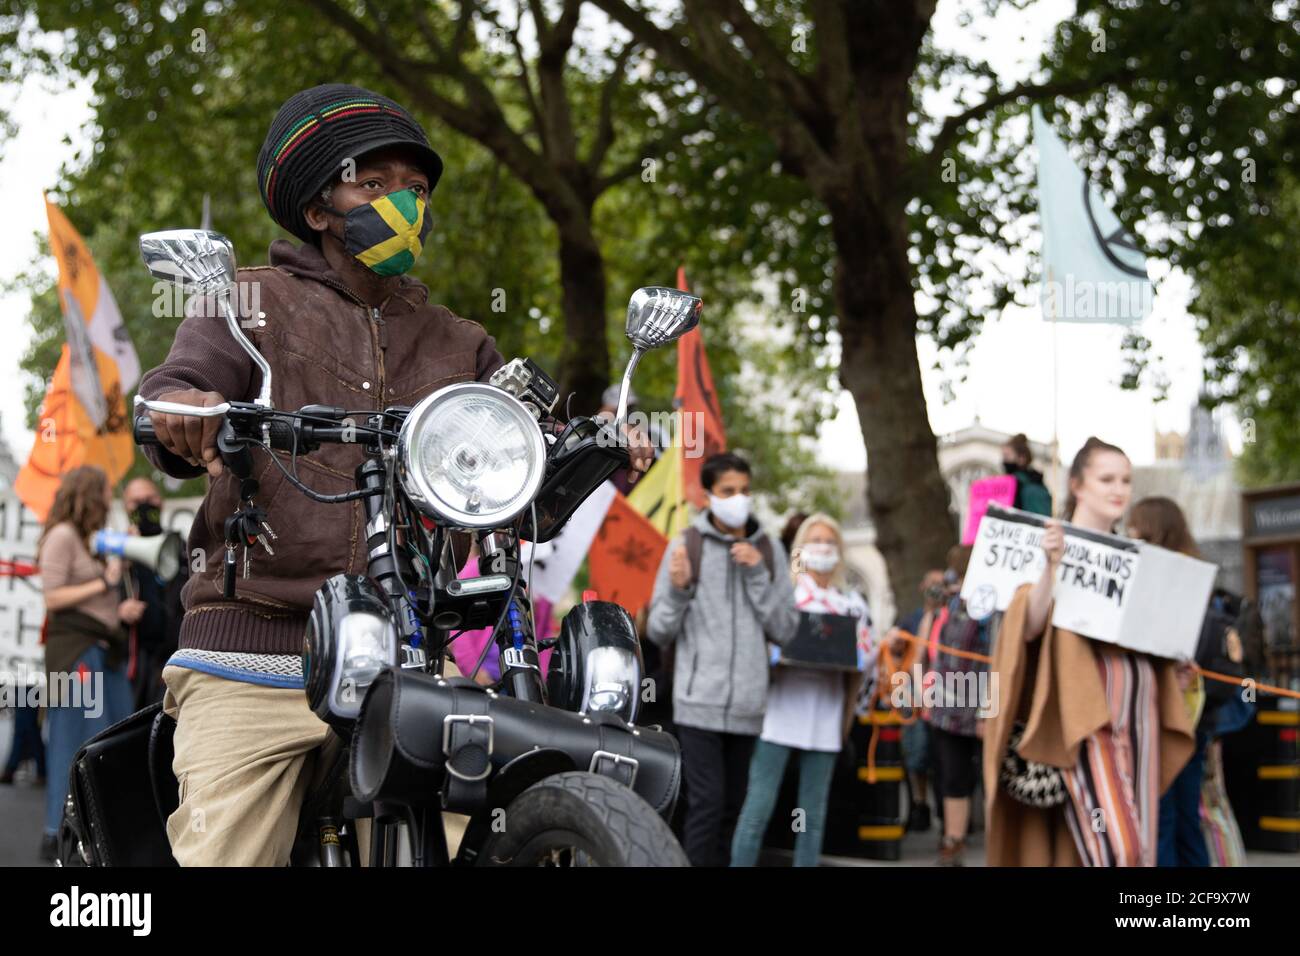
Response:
[133,414,158,446]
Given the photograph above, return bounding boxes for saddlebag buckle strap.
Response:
[589,749,639,788]
[442,714,494,782]
[442,710,494,814]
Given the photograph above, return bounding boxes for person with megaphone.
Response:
[36,465,141,861]
[113,478,186,709]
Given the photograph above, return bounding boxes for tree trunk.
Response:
[830,199,956,609]
[555,217,612,414]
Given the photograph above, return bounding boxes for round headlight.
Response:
[398,382,546,527]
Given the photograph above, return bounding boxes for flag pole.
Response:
[1048,264,1061,514]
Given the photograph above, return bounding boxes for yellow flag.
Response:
[627,436,689,541]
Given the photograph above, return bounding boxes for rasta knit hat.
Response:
[257,83,444,243]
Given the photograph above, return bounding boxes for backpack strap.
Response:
[755,535,775,581]
[685,526,704,591]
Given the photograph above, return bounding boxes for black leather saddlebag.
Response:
[64,702,178,867]
[351,670,681,818]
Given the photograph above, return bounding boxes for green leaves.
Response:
[7,0,1297,499]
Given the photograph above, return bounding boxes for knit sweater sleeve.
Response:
[136,280,260,478]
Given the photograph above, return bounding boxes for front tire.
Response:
[476,771,688,867]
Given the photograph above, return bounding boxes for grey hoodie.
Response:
[647,511,799,735]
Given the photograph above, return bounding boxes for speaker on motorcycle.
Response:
[304,574,399,732]
[92,529,184,582]
[546,600,644,724]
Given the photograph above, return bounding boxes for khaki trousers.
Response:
[162,659,465,866]
[161,665,338,866]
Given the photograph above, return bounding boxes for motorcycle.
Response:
[60,229,698,867]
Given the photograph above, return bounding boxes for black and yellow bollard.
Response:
[1224,696,1300,853]
[847,705,907,860]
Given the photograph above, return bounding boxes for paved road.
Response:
[3,713,1295,867]
[0,714,48,866]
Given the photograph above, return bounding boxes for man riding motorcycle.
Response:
[139,84,645,865]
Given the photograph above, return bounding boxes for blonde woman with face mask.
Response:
[730,513,874,867]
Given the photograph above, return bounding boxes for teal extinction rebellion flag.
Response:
[1033,105,1153,325]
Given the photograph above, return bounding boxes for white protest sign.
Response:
[0,492,47,683]
[959,505,1051,617]
[1083,543,1218,660]
[961,504,1217,659]
[1049,523,1139,645]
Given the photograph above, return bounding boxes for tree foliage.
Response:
[1042,0,1298,481]
[0,0,837,514]
[5,0,1295,563]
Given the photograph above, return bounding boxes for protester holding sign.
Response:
[36,465,139,861]
[983,438,1194,867]
[730,514,873,867]
[647,452,799,867]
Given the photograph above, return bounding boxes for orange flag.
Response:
[14,200,137,520]
[588,492,669,617]
[674,267,726,509]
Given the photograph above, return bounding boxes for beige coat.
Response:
[982,585,1195,866]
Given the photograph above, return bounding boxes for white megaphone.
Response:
[93,529,184,582]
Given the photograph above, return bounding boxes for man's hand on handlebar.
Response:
[624,422,654,474]
[150,389,227,478]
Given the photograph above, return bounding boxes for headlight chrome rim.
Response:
[397,382,547,528]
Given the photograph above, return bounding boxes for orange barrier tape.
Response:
[1193,666,1300,702]
[857,625,1300,793]
[889,629,1300,701]
[889,629,993,665]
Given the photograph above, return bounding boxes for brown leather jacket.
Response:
[139,240,504,657]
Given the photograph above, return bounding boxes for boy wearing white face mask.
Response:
[647,452,799,867]
[730,513,875,866]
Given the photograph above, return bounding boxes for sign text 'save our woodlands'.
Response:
[960,504,1218,660]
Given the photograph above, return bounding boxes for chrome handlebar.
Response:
[133,394,232,418]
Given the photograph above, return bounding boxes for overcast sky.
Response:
[0,0,1235,479]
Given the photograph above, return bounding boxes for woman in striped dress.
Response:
[1021,438,1191,866]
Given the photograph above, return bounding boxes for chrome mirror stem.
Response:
[614,349,646,426]
[220,292,272,408]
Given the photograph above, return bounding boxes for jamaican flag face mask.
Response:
[323,188,432,276]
